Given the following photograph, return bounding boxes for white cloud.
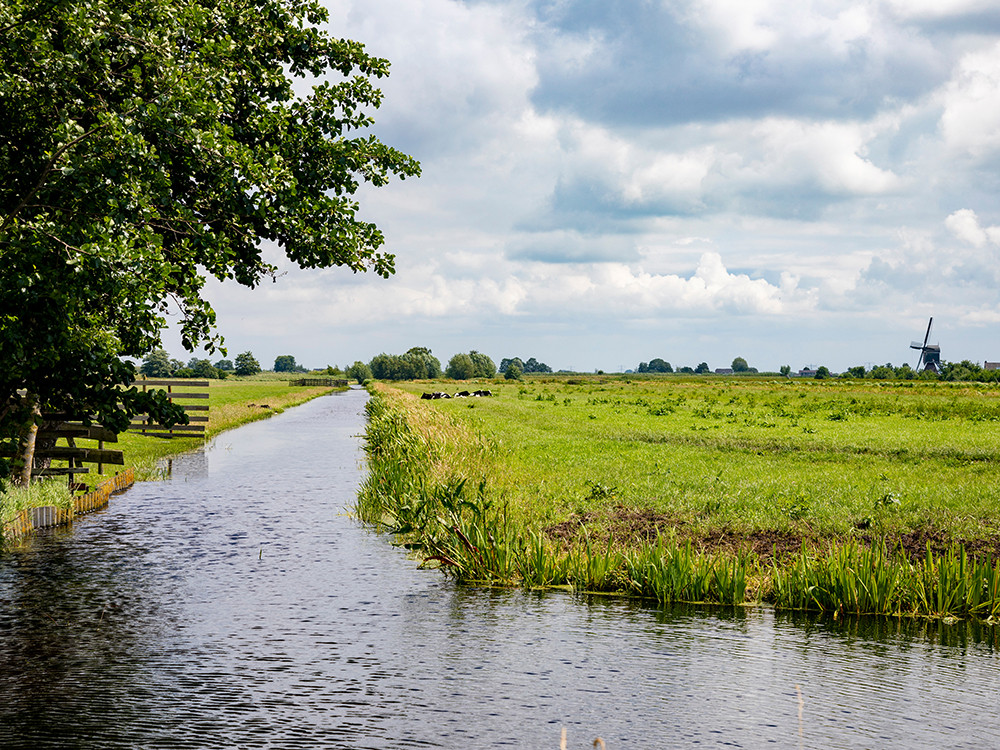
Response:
[685,0,874,57]
[885,0,999,19]
[939,43,1000,158]
[946,209,1000,248]
[946,209,989,247]
[186,0,1000,372]
[737,118,901,196]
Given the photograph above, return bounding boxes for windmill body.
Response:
[910,317,941,372]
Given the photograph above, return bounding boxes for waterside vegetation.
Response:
[356,376,1000,620]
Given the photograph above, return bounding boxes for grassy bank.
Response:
[356,378,1000,619]
[1,379,339,529]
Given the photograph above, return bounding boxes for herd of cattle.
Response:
[420,390,493,400]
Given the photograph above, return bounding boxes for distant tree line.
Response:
[635,357,756,375]
[273,355,308,373]
[499,356,552,380]
[139,348,236,379]
[839,360,1000,382]
[343,348,504,383]
[368,347,442,380]
[138,349,306,378]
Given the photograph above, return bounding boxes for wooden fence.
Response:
[289,378,348,387]
[0,418,124,492]
[128,379,209,438]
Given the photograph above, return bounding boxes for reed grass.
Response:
[0,479,73,528]
[771,541,1000,618]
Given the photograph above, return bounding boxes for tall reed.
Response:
[771,541,1000,618]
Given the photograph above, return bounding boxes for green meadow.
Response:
[358,376,1000,618]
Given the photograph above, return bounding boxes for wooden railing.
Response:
[0,418,124,491]
[289,378,348,387]
[128,379,209,438]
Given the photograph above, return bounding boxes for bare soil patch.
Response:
[545,504,1000,563]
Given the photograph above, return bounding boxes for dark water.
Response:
[2,389,999,749]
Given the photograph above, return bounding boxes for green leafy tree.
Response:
[500,356,551,375]
[446,353,475,380]
[500,357,524,374]
[368,354,395,379]
[505,363,523,380]
[0,0,418,483]
[695,362,711,374]
[731,357,749,373]
[214,359,234,372]
[870,364,893,380]
[368,348,440,380]
[274,355,298,373]
[140,348,174,378]
[234,351,261,377]
[637,358,672,374]
[523,357,552,374]
[469,351,497,378]
[815,366,831,379]
[186,358,219,378]
[347,361,372,383]
[405,347,442,379]
[779,365,792,377]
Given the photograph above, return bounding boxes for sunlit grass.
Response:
[359,377,1000,618]
[385,377,1000,541]
[0,479,72,527]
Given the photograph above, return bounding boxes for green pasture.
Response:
[384,376,1000,544]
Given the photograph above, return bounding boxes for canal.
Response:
[1,389,998,748]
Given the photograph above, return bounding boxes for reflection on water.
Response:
[1,389,999,749]
[161,446,210,480]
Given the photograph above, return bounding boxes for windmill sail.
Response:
[909,317,940,371]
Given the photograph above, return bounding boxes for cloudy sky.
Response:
[185,0,1000,373]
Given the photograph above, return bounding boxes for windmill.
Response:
[910,317,941,372]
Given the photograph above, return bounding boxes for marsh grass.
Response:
[362,379,1000,618]
[0,479,72,528]
[389,377,1000,541]
[771,541,1000,618]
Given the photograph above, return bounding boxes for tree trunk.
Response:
[14,394,41,488]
